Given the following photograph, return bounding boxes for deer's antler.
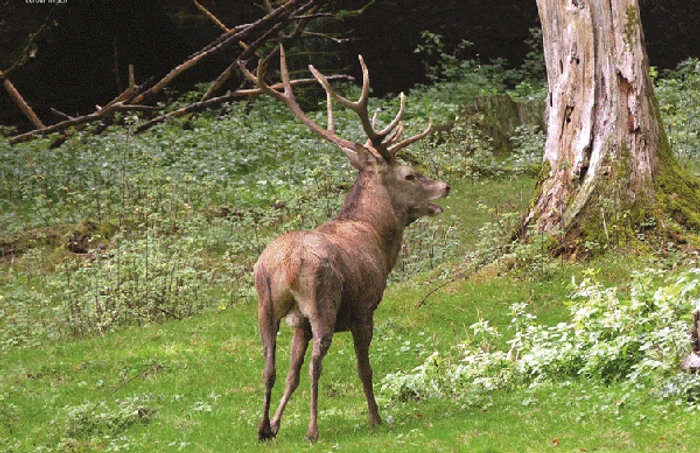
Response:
[238,46,357,154]
[240,45,432,164]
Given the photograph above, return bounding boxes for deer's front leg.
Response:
[352,323,381,426]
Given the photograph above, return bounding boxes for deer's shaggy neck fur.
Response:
[332,169,405,272]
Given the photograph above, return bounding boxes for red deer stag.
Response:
[242,46,449,442]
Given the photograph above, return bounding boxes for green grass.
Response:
[3,263,700,452]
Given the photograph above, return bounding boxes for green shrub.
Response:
[382,269,700,408]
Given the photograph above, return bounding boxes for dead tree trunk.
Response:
[524,0,700,254]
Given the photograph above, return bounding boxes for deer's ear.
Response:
[341,144,383,170]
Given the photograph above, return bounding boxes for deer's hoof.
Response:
[258,430,276,441]
[369,410,382,426]
[305,430,319,443]
[257,421,276,441]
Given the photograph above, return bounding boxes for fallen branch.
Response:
[302,31,352,44]
[414,278,458,308]
[50,107,74,121]
[1,70,45,129]
[45,77,157,148]
[10,102,121,144]
[193,0,230,33]
[133,0,322,104]
[8,0,333,145]
[200,0,318,101]
[137,74,352,133]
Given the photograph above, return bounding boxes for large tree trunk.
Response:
[525,0,700,253]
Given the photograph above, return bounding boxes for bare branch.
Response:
[134,0,322,104]
[201,0,319,101]
[137,74,351,134]
[291,12,333,19]
[50,108,74,121]
[45,77,156,148]
[302,31,352,44]
[114,104,159,112]
[193,0,230,32]
[128,64,136,96]
[9,103,120,144]
[1,70,45,129]
[9,0,334,145]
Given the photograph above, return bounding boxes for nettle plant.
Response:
[0,77,466,349]
[381,269,700,409]
[655,58,700,164]
[506,124,545,169]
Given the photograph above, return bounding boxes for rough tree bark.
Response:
[524,0,700,253]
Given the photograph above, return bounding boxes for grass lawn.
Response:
[3,257,700,452]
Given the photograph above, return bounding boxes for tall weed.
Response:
[381,269,700,409]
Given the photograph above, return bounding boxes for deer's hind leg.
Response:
[255,264,281,441]
[305,319,334,442]
[270,326,312,435]
[293,262,341,442]
[256,313,280,440]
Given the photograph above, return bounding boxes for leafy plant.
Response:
[506,124,545,169]
[62,395,157,440]
[656,58,700,165]
[382,269,700,409]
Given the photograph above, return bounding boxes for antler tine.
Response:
[240,46,355,151]
[376,93,406,138]
[309,56,383,146]
[385,121,404,145]
[238,57,280,102]
[387,118,433,156]
[357,55,371,110]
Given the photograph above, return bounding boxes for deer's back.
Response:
[254,221,390,330]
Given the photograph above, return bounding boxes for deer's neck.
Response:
[332,172,406,271]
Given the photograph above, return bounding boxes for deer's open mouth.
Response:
[428,202,444,216]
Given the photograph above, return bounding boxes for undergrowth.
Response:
[0,42,551,349]
[381,269,700,412]
[1,51,699,349]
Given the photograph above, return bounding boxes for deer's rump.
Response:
[254,228,387,332]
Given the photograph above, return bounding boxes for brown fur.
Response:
[245,46,448,442]
[255,165,449,442]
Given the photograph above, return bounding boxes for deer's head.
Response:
[241,46,449,227]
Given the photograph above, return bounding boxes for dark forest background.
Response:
[1,0,699,132]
